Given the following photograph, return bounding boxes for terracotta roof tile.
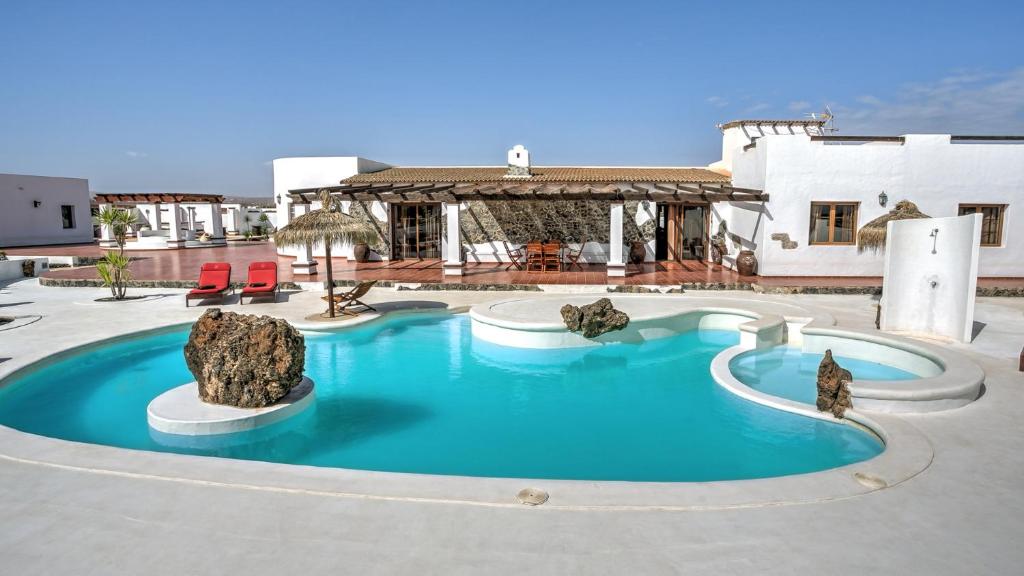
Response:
[343,166,729,184]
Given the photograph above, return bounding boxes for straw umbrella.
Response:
[274,189,378,318]
[857,200,931,253]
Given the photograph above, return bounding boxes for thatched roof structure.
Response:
[857,200,930,253]
[274,189,379,318]
[274,190,377,248]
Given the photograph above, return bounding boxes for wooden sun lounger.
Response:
[320,280,377,316]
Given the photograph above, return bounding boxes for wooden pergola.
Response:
[93,193,225,204]
[282,169,766,278]
[288,181,766,204]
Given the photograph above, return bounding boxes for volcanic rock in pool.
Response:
[816,349,853,418]
[560,298,630,338]
[184,309,305,408]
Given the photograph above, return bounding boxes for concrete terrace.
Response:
[1,276,1023,574]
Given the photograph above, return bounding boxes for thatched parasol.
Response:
[857,200,931,253]
[274,189,378,318]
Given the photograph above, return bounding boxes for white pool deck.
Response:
[1,277,1023,574]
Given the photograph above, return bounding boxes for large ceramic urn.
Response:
[628,241,647,265]
[736,250,758,276]
[352,243,371,263]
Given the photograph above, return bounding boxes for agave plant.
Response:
[93,206,137,299]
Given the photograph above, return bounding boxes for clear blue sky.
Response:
[2,0,1022,196]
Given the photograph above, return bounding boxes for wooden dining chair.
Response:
[564,238,586,271]
[503,241,525,271]
[542,242,562,273]
[526,242,544,272]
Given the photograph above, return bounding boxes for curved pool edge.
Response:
[0,409,934,511]
[0,298,962,509]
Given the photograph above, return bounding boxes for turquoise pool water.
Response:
[0,313,883,481]
[730,347,919,405]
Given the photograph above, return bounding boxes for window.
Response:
[959,204,1005,246]
[809,202,858,245]
[60,205,76,229]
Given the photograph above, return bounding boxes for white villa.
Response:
[272,118,1024,278]
[0,173,93,247]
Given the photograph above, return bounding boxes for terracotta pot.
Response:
[353,243,371,263]
[629,241,647,265]
[736,250,758,276]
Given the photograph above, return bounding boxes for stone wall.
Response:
[345,200,390,254]
[339,199,656,259]
[457,200,653,244]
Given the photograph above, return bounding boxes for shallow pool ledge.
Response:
[469,295,814,349]
[147,376,315,436]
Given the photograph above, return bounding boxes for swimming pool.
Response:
[0,312,883,482]
[730,347,919,405]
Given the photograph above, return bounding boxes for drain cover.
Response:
[516,488,549,506]
[854,472,887,489]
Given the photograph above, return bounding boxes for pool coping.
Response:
[0,297,958,510]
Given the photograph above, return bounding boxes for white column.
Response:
[166,203,185,248]
[443,202,463,276]
[607,201,626,277]
[98,203,117,248]
[151,203,163,230]
[290,203,318,275]
[208,203,226,244]
[276,195,293,256]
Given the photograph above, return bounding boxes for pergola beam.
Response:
[288,181,766,203]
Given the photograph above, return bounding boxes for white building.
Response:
[718,121,1024,276]
[94,193,228,249]
[0,173,93,247]
[272,120,1024,279]
[273,157,391,274]
[220,197,278,235]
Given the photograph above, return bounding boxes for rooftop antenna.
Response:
[806,105,837,135]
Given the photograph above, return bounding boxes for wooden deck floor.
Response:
[8,241,1024,289]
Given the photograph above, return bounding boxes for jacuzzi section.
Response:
[798,327,982,413]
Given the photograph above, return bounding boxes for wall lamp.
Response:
[878,191,888,207]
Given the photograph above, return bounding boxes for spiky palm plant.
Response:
[94,206,137,300]
[96,251,132,299]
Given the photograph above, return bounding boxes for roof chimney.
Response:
[505,144,531,178]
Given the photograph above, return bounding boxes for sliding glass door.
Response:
[391,204,441,259]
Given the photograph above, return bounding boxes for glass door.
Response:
[655,204,669,260]
[391,204,441,259]
[680,206,706,261]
